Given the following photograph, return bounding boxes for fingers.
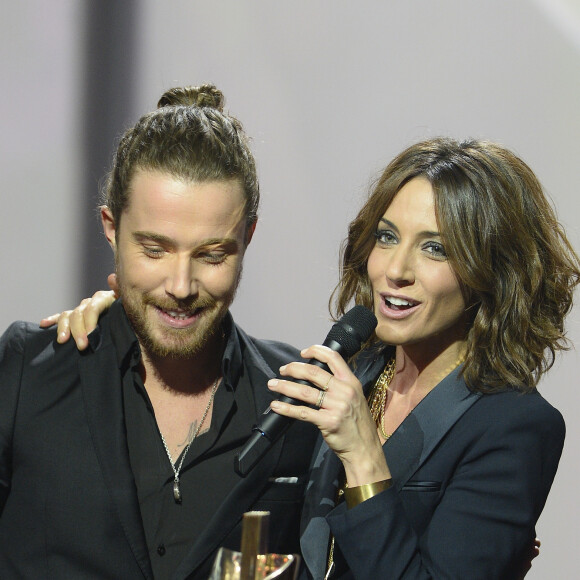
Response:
[67,291,115,349]
[107,273,119,296]
[268,368,391,484]
[268,368,360,432]
[268,377,330,413]
[38,311,73,343]
[55,310,74,344]
[39,289,116,351]
[517,537,541,579]
[299,344,350,377]
[279,345,354,391]
[268,381,330,429]
[79,291,115,329]
[66,300,93,350]
[315,388,327,409]
[322,374,333,391]
[39,313,62,328]
[267,345,362,420]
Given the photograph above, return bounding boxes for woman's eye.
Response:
[424,242,447,258]
[374,230,397,246]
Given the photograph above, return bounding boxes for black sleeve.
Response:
[0,322,28,513]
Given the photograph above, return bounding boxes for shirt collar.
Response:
[107,299,140,372]
[217,311,243,393]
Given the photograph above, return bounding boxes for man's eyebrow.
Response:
[132,231,239,247]
[199,237,239,247]
[378,218,440,238]
[133,231,173,244]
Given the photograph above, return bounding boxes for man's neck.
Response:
[139,336,224,397]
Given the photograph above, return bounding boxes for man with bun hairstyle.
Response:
[0,85,317,579]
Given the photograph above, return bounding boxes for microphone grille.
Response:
[327,305,378,358]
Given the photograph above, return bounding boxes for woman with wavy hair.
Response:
[267,137,579,578]
[47,137,579,578]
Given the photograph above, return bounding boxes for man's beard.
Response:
[117,277,238,360]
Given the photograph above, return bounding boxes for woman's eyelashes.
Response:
[423,241,447,259]
[373,230,448,260]
[374,229,397,246]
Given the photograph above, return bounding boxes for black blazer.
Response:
[0,308,317,579]
[299,363,565,580]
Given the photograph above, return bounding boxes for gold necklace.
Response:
[368,353,467,440]
[367,358,396,439]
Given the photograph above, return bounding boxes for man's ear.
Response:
[245,219,257,246]
[101,206,117,250]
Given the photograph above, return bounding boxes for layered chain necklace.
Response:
[160,377,219,504]
[367,358,397,439]
[367,354,466,439]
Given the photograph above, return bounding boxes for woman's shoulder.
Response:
[472,387,565,437]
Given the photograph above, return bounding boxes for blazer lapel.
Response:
[300,439,342,580]
[79,333,154,580]
[385,366,480,488]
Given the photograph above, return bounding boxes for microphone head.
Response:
[327,305,377,358]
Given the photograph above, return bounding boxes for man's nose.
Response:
[165,256,198,299]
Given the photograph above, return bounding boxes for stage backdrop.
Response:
[1,1,579,577]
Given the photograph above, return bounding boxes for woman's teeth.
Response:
[385,296,416,310]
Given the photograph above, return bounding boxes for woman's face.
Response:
[366,176,468,353]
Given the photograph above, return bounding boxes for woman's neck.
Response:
[390,339,467,396]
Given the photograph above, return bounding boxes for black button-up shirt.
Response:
[110,308,257,579]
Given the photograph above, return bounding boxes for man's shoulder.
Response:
[0,309,118,366]
[250,337,300,365]
[234,324,300,369]
[0,320,59,355]
[237,327,300,364]
[0,322,76,394]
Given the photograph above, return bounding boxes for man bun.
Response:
[157,84,225,111]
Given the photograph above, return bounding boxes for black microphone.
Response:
[234,305,377,476]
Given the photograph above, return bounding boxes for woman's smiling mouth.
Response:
[378,294,421,319]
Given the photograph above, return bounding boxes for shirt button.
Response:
[157,544,166,556]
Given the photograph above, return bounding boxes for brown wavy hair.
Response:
[333,137,580,393]
[102,84,258,237]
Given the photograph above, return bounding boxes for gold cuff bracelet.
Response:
[343,479,393,509]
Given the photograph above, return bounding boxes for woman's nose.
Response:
[384,246,415,286]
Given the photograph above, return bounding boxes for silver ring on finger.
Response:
[322,375,332,392]
[316,389,327,409]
